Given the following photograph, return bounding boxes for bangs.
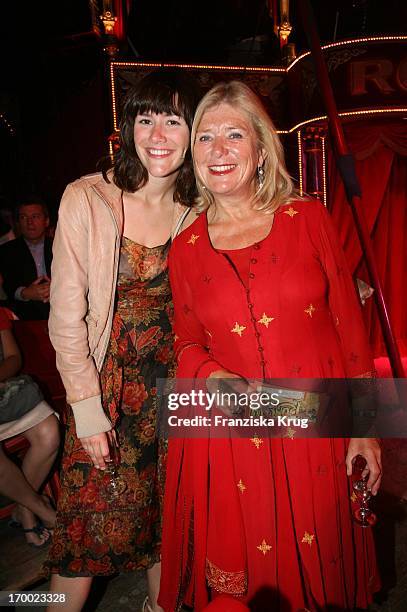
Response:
[122,69,200,130]
[136,87,185,119]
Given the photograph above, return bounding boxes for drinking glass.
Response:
[101,438,127,501]
[352,455,377,527]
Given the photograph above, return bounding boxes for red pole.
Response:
[268,0,279,35]
[297,0,404,378]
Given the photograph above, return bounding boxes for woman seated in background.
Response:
[0,307,59,547]
[159,81,381,611]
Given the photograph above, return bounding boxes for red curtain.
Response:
[112,0,128,41]
[328,122,407,357]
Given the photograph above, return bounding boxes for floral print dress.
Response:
[45,237,173,576]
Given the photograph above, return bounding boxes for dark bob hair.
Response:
[111,69,201,206]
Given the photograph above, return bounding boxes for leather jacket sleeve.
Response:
[49,182,112,438]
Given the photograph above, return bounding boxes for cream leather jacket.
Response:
[50,172,191,439]
[49,173,123,438]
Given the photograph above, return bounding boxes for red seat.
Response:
[12,320,67,420]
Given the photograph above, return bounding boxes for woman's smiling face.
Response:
[194,102,264,200]
[134,111,190,179]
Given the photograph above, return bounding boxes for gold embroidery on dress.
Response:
[302,531,315,546]
[350,491,357,503]
[257,539,272,555]
[237,479,246,493]
[285,427,296,439]
[231,322,246,337]
[187,233,199,245]
[206,558,247,596]
[258,313,275,328]
[250,436,263,449]
[284,206,299,218]
[304,303,316,318]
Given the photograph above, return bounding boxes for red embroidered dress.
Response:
[159,201,379,611]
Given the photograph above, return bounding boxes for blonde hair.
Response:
[191,80,299,212]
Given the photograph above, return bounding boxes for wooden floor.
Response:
[0,518,49,591]
[0,516,147,610]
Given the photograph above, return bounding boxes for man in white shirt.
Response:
[0,198,53,319]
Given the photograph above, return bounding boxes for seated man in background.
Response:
[0,197,52,320]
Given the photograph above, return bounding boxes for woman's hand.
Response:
[346,438,382,496]
[207,369,256,416]
[80,429,118,469]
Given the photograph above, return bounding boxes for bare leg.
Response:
[146,562,164,612]
[47,575,92,612]
[0,443,52,545]
[2,414,59,544]
[20,413,60,493]
[0,443,52,512]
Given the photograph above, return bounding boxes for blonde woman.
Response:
[159,81,381,612]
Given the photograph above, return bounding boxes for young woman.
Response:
[45,69,200,612]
